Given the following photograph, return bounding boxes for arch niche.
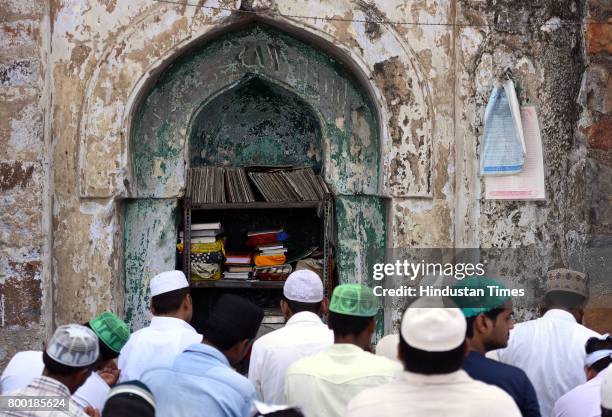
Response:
[124,24,386,329]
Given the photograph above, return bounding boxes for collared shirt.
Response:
[118,316,202,382]
[248,311,333,404]
[0,376,88,417]
[496,309,601,417]
[463,350,541,417]
[344,370,522,417]
[552,367,609,417]
[142,343,258,417]
[285,343,402,417]
[0,351,109,410]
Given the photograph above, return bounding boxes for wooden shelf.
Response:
[189,200,325,210]
[190,280,286,289]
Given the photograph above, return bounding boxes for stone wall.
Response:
[0,0,610,367]
[0,0,51,363]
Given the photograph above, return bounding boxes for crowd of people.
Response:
[1,268,611,417]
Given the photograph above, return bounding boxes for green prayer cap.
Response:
[451,277,511,318]
[89,312,130,353]
[329,284,379,317]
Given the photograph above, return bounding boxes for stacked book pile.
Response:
[186,167,226,204]
[223,252,253,280]
[225,167,256,203]
[248,229,292,281]
[177,222,224,281]
[247,167,329,202]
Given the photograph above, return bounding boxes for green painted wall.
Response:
[125,24,386,330]
[190,77,323,171]
[124,199,178,329]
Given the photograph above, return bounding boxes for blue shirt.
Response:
[142,343,258,417]
[463,351,541,417]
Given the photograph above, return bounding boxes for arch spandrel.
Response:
[78,7,435,199]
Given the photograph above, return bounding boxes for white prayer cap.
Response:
[602,368,612,410]
[46,324,99,367]
[150,270,189,297]
[283,270,324,303]
[400,297,466,352]
[376,334,400,362]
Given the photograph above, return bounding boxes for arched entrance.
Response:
[124,24,386,330]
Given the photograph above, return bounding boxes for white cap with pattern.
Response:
[283,270,324,303]
[150,270,189,297]
[400,297,466,352]
[46,324,99,367]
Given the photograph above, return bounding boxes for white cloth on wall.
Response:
[496,309,601,417]
[248,311,333,404]
[118,316,202,382]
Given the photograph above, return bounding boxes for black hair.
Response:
[282,295,322,315]
[42,351,91,377]
[151,287,189,315]
[585,335,612,372]
[465,308,505,339]
[102,395,154,417]
[543,291,586,310]
[603,408,612,417]
[82,322,119,361]
[399,334,465,375]
[203,321,249,351]
[328,311,373,337]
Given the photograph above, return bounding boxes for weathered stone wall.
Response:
[1,0,610,367]
[0,0,51,363]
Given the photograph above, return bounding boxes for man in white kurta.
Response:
[118,270,202,382]
[248,270,333,404]
[496,269,600,417]
[345,297,521,417]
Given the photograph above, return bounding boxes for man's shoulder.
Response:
[286,349,327,375]
[480,355,530,379]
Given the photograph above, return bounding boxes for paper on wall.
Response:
[485,106,545,200]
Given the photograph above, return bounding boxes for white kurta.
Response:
[496,309,600,417]
[552,367,609,417]
[248,311,334,404]
[118,316,202,382]
[0,351,110,410]
[344,370,522,417]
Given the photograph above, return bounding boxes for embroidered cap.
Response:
[46,324,99,367]
[89,312,130,353]
[283,270,324,303]
[545,268,588,297]
[150,270,189,297]
[329,284,379,317]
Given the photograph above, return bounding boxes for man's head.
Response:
[102,380,155,417]
[542,269,588,322]
[602,368,612,417]
[584,335,612,381]
[327,284,379,350]
[399,297,468,375]
[149,270,193,322]
[281,270,328,320]
[43,324,99,394]
[87,311,130,366]
[202,294,264,365]
[452,277,514,352]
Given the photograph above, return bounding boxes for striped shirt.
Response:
[0,376,89,417]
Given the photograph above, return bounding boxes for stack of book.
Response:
[247,167,329,202]
[179,222,223,244]
[223,252,253,280]
[186,167,226,204]
[225,167,256,203]
[249,229,291,280]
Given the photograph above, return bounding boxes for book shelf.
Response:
[181,196,333,296]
